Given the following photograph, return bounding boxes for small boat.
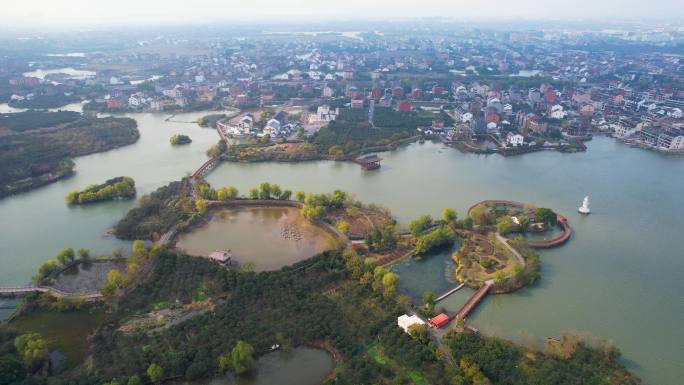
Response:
[578,196,591,215]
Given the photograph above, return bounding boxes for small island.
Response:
[452,200,570,293]
[0,115,139,199]
[65,176,136,205]
[169,134,192,145]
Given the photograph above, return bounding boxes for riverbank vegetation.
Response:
[196,114,226,128]
[0,116,139,199]
[442,330,639,385]
[222,107,450,163]
[114,179,198,240]
[33,248,85,285]
[169,134,192,145]
[65,177,136,205]
[8,94,80,109]
[0,111,80,133]
[86,249,446,384]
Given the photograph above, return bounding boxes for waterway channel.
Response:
[0,113,682,384]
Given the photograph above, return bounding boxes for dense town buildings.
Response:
[2,24,684,153]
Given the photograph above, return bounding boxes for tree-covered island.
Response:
[0,114,139,199]
[65,177,136,205]
[169,134,192,145]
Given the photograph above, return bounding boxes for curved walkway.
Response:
[434,283,466,303]
[495,232,526,267]
[0,286,102,301]
[527,216,571,248]
[468,200,572,249]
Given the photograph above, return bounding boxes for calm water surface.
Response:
[176,347,333,385]
[0,120,682,384]
[176,206,334,271]
[0,111,224,286]
[22,67,96,80]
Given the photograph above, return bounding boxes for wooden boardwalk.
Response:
[527,215,572,248]
[454,280,493,320]
[434,283,465,302]
[468,200,572,249]
[0,286,102,301]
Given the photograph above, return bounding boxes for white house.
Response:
[669,136,684,151]
[507,132,525,146]
[263,118,281,135]
[312,105,339,122]
[238,115,254,132]
[612,123,637,138]
[550,105,567,119]
[397,314,426,333]
[128,95,142,108]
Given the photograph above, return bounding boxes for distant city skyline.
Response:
[2,0,684,30]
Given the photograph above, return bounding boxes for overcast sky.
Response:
[2,0,684,29]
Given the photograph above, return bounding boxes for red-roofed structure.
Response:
[429,313,450,328]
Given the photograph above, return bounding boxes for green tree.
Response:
[336,220,350,235]
[496,216,516,235]
[414,226,456,255]
[218,354,231,372]
[65,191,79,204]
[146,363,164,383]
[409,215,433,237]
[443,208,458,223]
[279,189,292,200]
[469,206,487,226]
[196,199,207,215]
[243,262,255,272]
[0,355,26,384]
[14,333,48,368]
[230,341,255,375]
[535,208,557,225]
[408,323,429,344]
[380,224,398,250]
[382,272,400,298]
[127,374,142,385]
[55,248,75,266]
[270,184,282,199]
[249,188,259,199]
[112,248,124,259]
[227,186,239,199]
[132,240,147,258]
[216,188,229,201]
[328,145,344,156]
[77,248,90,260]
[259,182,271,200]
[518,216,530,233]
[295,191,306,202]
[423,291,436,307]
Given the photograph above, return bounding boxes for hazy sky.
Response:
[2,0,684,29]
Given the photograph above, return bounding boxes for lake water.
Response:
[391,244,460,302]
[8,307,106,368]
[176,206,335,271]
[22,67,96,80]
[0,115,682,384]
[175,347,333,385]
[0,111,225,287]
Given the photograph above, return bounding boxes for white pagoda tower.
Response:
[578,196,591,215]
